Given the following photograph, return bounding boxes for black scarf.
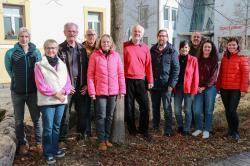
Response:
[46,56,58,67]
[102,50,110,56]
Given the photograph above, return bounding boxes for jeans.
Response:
[151,90,173,134]
[60,92,91,140]
[95,96,117,142]
[193,86,217,131]
[11,91,42,145]
[40,104,65,158]
[125,79,150,134]
[220,89,241,134]
[174,86,193,132]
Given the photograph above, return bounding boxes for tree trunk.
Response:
[110,0,125,144]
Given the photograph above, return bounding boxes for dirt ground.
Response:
[13,93,250,166]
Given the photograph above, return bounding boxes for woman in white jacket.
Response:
[34,39,71,164]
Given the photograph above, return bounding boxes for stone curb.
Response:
[0,108,16,166]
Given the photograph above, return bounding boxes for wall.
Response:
[0,0,110,83]
[123,0,158,46]
[214,0,250,51]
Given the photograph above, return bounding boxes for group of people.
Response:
[4,22,249,164]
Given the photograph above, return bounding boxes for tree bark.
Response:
[110,0,125,144]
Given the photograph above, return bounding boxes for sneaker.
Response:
[105,141,113,147]
[192,130,202,137]
[231,132,240,141]
[182,131,190,136]
[19,144,29,155]
[98,142,107,151]
[177,127,184,134]
[54,150,65,158]
[36,144,43,155]
[46,156,56,165]
[143,133,153,142]
[163,132,173,137]
[202,131,210,139]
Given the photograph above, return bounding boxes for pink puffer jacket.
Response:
[87,49,126,96]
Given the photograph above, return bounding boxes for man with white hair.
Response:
[4,27,43,154]
[58,23,89,142]
[81,29,98,138]
[123,24,153,141]
[82,29,97,57]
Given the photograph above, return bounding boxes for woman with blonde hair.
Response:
[88,34,126,151]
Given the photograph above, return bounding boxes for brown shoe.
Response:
[98,142,107,151]
[105,141,113,147]
[36,144,43,155]
[19,144,29,155]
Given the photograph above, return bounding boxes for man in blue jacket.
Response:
[150,29,180,136]
[4,27,42,154]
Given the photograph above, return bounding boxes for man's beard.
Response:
[158,41,165,46]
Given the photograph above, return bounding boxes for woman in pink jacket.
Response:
[87,34,126,151]
[174,40,199,135]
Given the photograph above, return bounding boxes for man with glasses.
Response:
[82,29,97,57]
[58,22,89,142]
[150,29,180,136]
[81,29,98,138]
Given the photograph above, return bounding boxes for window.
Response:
[206,17,213,31]
[139,5,149,28]
[3,5,24,40]
[88,12,101,37]
[171,8,177,30]
[163,6,169,28]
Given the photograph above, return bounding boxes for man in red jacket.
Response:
[123,24,153,141]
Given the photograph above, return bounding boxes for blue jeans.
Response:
[174,86,193,132]
[193,86,217,131]
[151,90,173,134]
[95,96,117,142]
[11,91,42,145]
[40,104,65,158]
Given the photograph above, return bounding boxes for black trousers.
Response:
[125,78,150,134]
[60,78,91,140]
[220,89,241,134]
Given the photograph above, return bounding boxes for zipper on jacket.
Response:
[106,55,110,95]
[24,55,28,95]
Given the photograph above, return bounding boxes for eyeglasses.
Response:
[87,34,96,36]
[158,35,168,37]
[46,47,57,50]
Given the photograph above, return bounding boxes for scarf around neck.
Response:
[46,55,58,67]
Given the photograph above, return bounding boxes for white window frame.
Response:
[88,12,101,37]
[171,7,177,30]
[163,6,169,28]
[3,4,24,40]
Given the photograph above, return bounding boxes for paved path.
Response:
[0,86,32,124]
[209,152,250,166]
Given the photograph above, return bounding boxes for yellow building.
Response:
[0,0,110,83]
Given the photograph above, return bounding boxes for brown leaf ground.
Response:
[13,93,250,166]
